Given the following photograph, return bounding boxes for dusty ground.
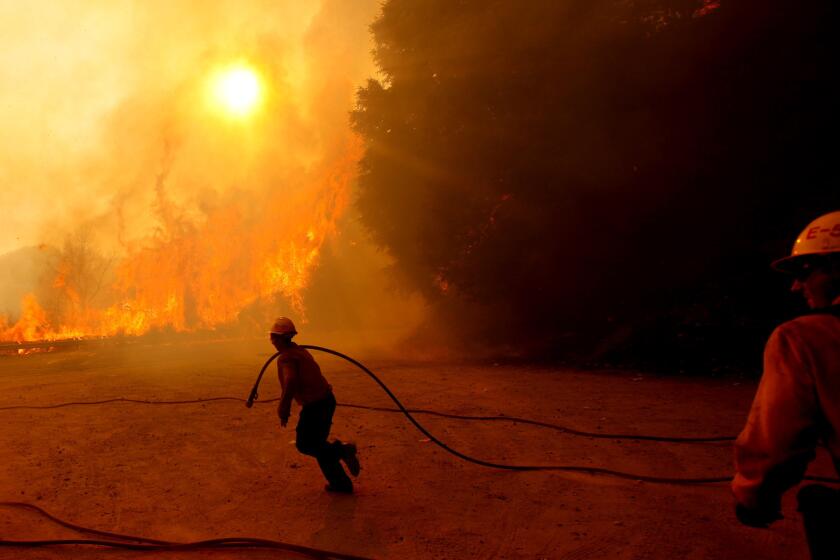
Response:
[0,339,835,559]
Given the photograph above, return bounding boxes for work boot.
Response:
[325,483,353,494]
[341,442,361,477]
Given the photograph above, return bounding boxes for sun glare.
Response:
[210,65,262,117]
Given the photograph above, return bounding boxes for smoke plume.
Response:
[0,1,426,348]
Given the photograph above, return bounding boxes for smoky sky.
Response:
[0,0,428,344]
[0,1,379,256]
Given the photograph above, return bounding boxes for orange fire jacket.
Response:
[733,302,840,509]
[276,344,333,412]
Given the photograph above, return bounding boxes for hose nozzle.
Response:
[247,350,281,409]
[246,388,258,408]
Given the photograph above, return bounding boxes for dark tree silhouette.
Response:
[352,0,838,370]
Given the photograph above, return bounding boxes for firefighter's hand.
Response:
[735,503,782,528]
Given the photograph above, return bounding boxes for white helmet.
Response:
[269,317,297,336]
[772,210,840,273]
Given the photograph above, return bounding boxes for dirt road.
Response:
[0,339,833,559]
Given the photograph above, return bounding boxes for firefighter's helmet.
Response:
[772,211,840,273]
[269,317,297,336]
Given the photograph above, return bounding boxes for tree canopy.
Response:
[352,0,838,369]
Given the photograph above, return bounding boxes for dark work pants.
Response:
[295,393,351,489]
[798,484,840,560]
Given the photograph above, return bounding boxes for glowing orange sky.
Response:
[0,0,378,257]
[0,1,420,341]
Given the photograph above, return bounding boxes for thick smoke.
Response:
[352,0,839,368]
[0,1,426,348]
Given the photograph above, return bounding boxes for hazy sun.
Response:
[210,64,262,117]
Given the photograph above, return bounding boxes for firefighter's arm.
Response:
[277,361,299,427]
[732,325,819,526]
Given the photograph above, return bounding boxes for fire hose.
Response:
[0,395,734,442]
[0,501,370,558]
[245,345,840,485]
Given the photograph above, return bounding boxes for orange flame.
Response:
[0,137,361,344]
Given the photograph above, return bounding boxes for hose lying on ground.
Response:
[246,345,840,485]
[0,397,734,443]
[0,501,371,558]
